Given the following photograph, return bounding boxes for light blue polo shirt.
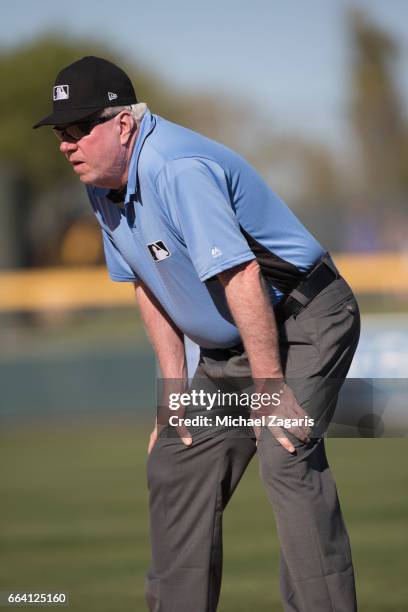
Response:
[87,110,325,349]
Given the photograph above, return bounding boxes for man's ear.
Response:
[118,112,136,145]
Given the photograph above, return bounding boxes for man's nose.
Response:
[60,140,77,154]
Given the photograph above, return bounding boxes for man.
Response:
[34,56,360,612]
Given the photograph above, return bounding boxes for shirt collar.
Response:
[125,108,156,205]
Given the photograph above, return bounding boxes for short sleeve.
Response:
[102,229,139,282]
[156,158,255,281]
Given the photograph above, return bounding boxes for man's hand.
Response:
[148,426,159,455]
[147,420,192,455]
[148,379,193,455]
[251,380,312,453]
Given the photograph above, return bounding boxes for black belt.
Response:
[275,252,339,323]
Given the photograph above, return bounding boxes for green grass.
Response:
[1,419,407,611]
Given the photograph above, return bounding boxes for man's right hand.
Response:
[147,422,193,455]
[148,380,193,455]
[148,427,159,455]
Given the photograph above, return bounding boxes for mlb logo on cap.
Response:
[53,85,69,101]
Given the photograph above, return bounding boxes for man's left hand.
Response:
[251,380,312,453]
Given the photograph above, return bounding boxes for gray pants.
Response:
[146,277,360,611]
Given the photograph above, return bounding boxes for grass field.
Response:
[1,418,407,611]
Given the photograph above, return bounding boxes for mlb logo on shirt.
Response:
[147,240,171,262]
[53,85,69,101]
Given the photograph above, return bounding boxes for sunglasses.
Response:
[52,115,115,142]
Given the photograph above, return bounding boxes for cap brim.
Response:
[32,106,105,129]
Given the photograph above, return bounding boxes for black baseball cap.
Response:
[33,56,137,128]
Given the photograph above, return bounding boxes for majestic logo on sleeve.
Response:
[53,85,69,101]
[147,241,171,262]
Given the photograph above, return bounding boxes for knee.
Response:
[257,434,325,496]
[258,435,295,489]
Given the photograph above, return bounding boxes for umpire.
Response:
[34,56,360,612]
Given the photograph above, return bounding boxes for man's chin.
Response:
[78,174,93,184]
[75,169,117,189]
[77,170,98,186]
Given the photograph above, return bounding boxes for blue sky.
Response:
[2,0,408,151]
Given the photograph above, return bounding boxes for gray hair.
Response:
[99,102,147,126]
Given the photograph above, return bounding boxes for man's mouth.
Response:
[71,161,86,171]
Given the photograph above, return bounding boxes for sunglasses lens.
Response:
[52,122,91,142]
[53,116,112,142]
[70,124,89,139]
